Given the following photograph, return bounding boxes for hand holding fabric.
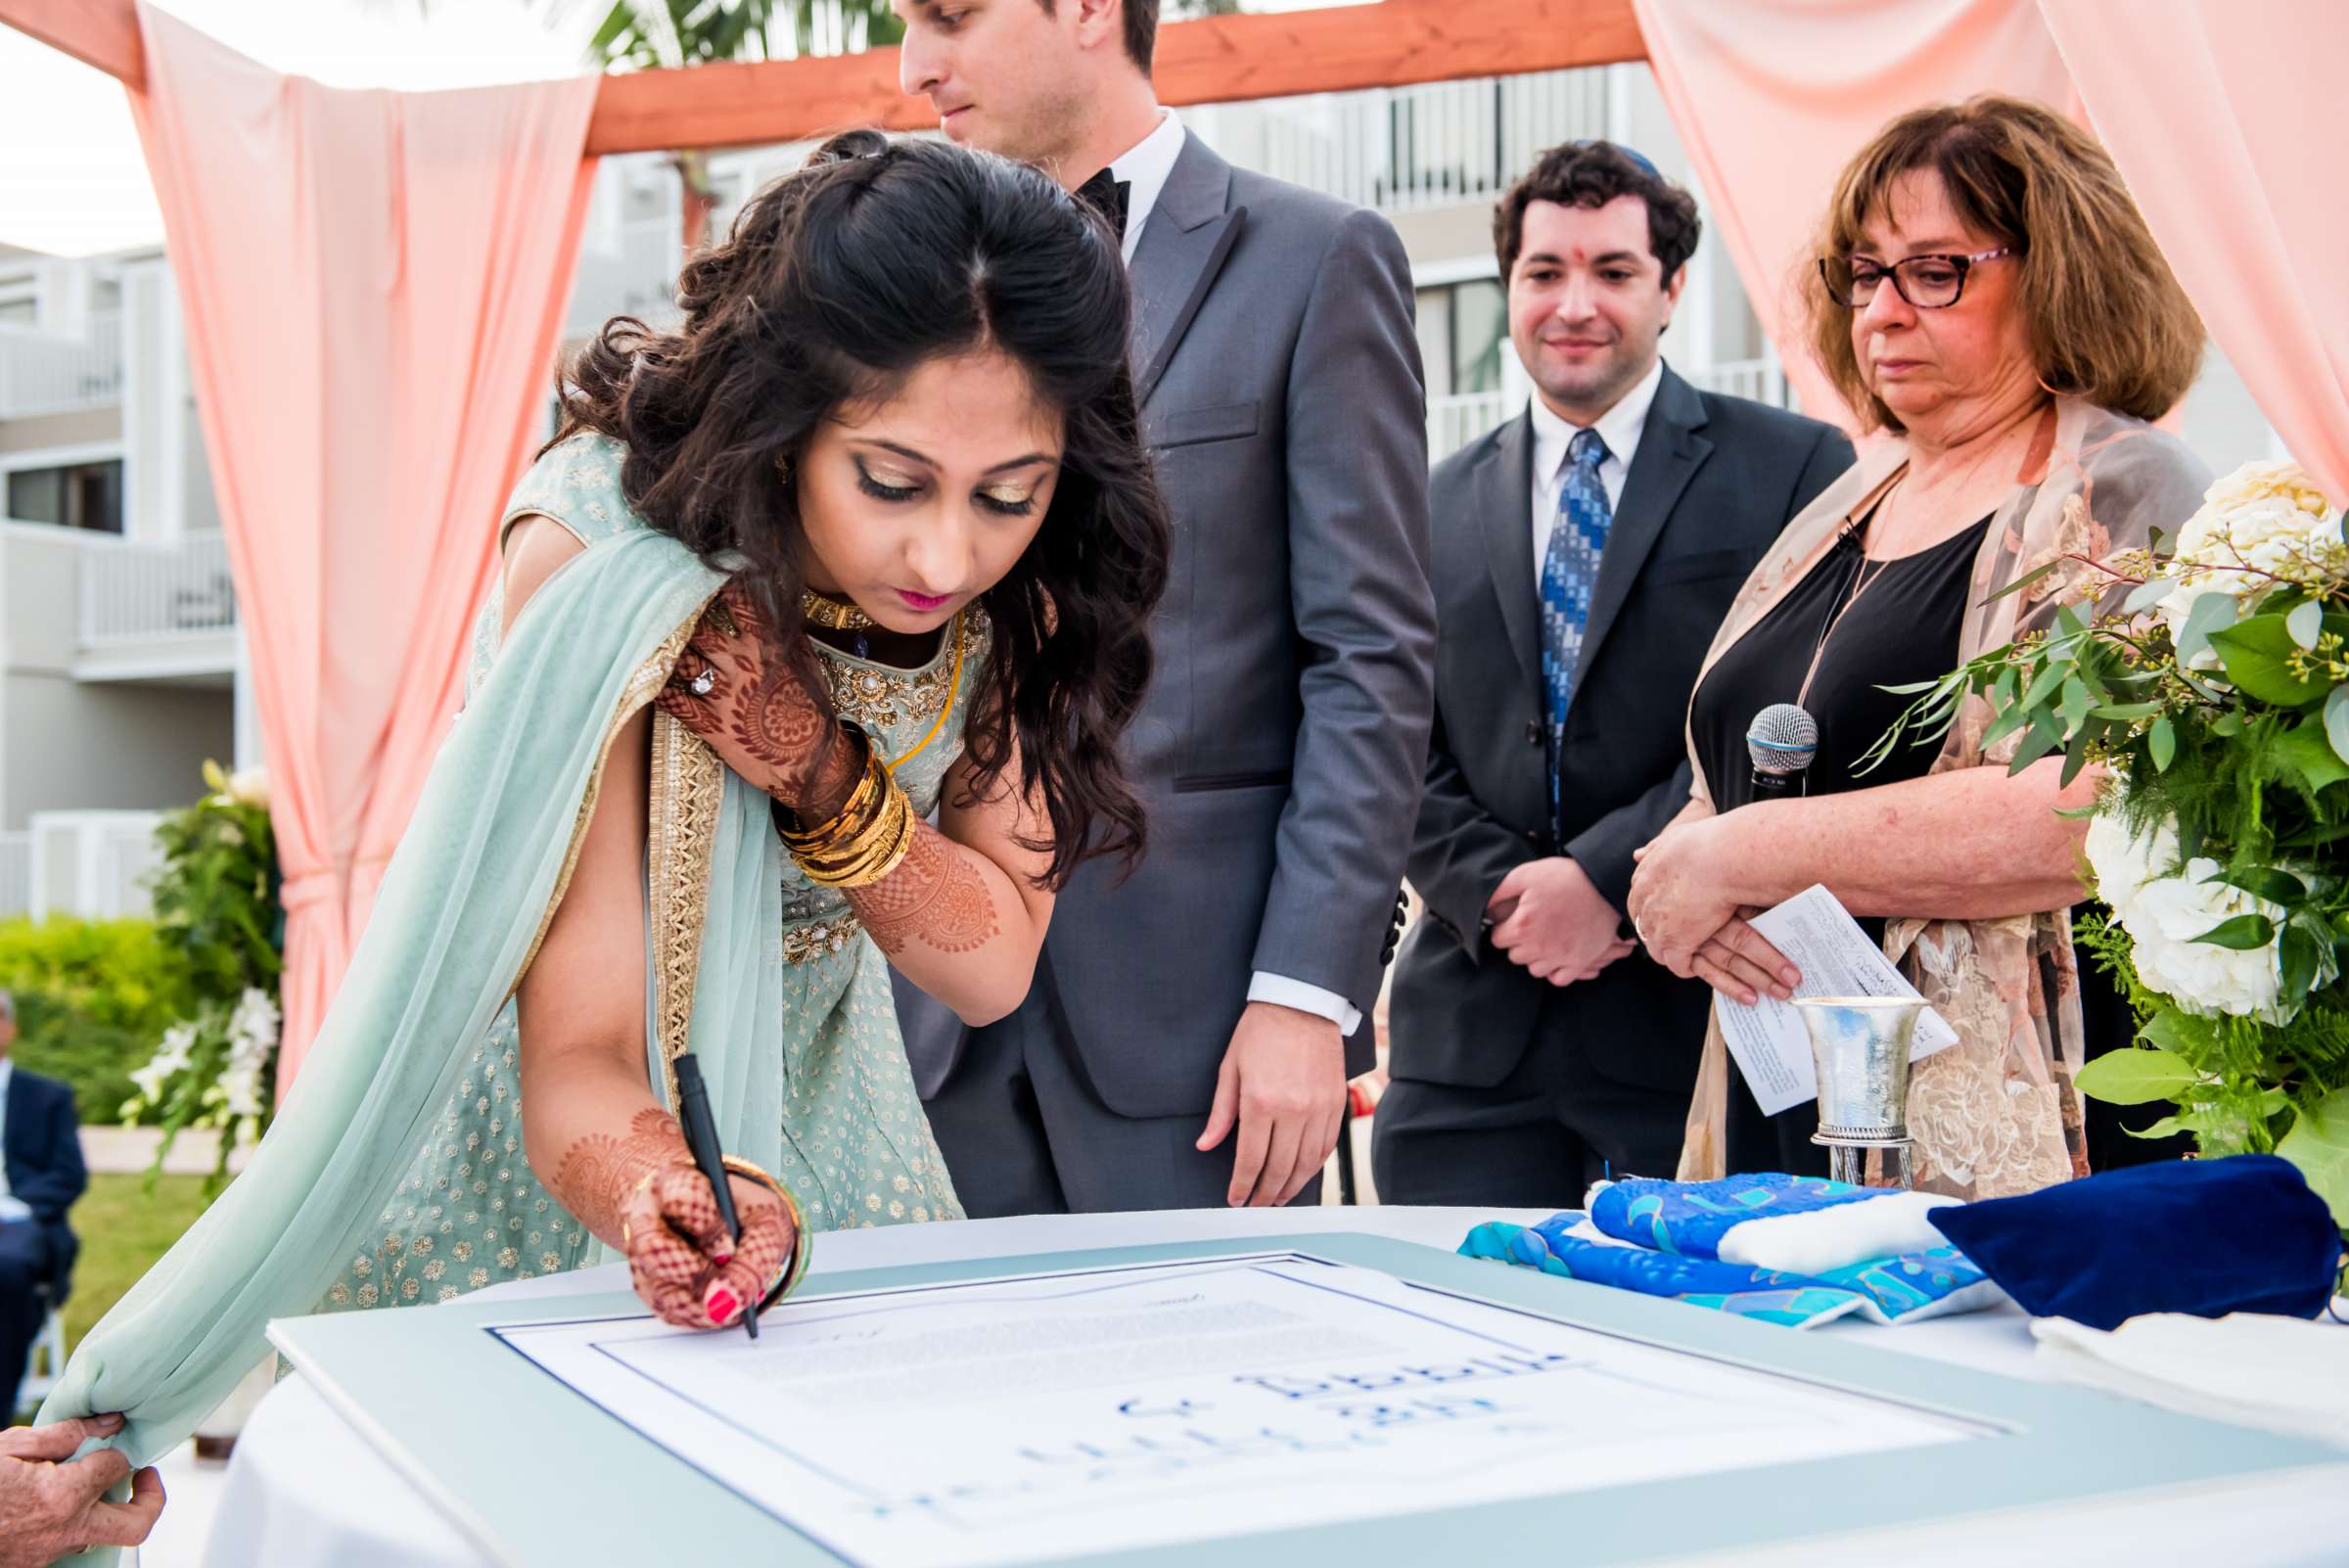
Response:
[658,584,861,821]
[1485,856,1635,987]
[0,1414,163,1568]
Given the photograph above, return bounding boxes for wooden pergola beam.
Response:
[1,0,1646,157]
[587,0,1647,156]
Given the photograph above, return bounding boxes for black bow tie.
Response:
[1076,167,1131,241]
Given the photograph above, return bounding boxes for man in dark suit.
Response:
[891,0,1436,1212]
[1377,143,1853,1205]
[1,991,84,1408]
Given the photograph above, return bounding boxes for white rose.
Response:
[2084,808,2173,914]
[227,766,270,811]
[2124,856,2284,1019]
[2157,461,2344,655]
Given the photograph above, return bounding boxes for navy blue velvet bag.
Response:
[1925,1155,2342,1330]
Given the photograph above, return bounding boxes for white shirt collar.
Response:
[0,1058,12,1099]
[1529,356,1666,487]
[1106,110,1187,264]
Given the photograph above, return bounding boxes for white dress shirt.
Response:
[1106,110,1187,265]
[1529,356,1664,584]
[0,1058,30,1223]
[1102,110,1360,1036]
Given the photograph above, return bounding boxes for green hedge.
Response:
[0,917,196,1123]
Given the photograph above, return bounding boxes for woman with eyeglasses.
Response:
[1626,95,2210,1196]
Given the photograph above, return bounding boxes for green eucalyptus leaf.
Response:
[2148,715,2177,772]
[2210,708,2245,736]
[2090,701,2164,720]
[2058,723,2095,787]
[2075,1044,2203,1105]
[2009,715,2064,772]
[2192,912,2277,950]
[2058,675,2093,735]
[2121,575,2177,614]
[2022,661,2070,711]
[2277,720,2349,793]
[2175,590,2238,669]
[1982,559,2062,605]
[2208,615,2329,707]
[2276,1088,2349,1228]
[2287,597,2326,650]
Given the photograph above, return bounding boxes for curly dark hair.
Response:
[1493,140,1702,286]
[552,130,1171,887]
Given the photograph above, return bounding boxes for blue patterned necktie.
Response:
[1539,427,1611,822]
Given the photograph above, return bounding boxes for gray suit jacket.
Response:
[1391,369,1852,1098]
[901,133,1437,1117]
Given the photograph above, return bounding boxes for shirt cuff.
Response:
[0,1196,34,1223]
[1247,972,1363,1036]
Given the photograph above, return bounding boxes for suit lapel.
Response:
[1575,365,1712,688]
[1477,411,1543,699]
[1128,136,1242,407]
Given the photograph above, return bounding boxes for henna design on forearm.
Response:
[846,821,1002,956]
[549,1106,686,1246]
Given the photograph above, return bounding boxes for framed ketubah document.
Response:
[267,1234,2339,1568]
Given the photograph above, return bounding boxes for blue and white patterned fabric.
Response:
[1539,427,1610,822]
[1460,1175,2006,1329]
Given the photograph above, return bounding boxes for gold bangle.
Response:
[795,774,915,888]
[720,1155,812,1314]
[778,731,881,852]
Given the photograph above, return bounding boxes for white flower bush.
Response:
[2085,807,2287,1021]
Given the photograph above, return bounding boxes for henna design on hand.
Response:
[660,584,853,816]
[847,821,1002,956]
[622,1165,794,1331]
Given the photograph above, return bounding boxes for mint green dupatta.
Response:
[37,525,797,1467]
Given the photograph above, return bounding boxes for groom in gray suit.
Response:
[890,0,1435,1212]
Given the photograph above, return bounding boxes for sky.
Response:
[0,0,1351,257]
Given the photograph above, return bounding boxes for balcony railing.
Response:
[1195,69,1615,217]
[0,312,125,419]
[1684,355,1792,410]
[78,530,239,649]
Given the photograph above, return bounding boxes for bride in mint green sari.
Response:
[43,130,1169,1466]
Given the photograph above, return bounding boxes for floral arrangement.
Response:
[119,761,283,1192]
[1875,461,2349,1239]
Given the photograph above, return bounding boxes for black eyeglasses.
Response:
[1819,247,2018,309]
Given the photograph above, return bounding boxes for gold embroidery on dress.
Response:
[504,586,720,1007]
[782,913,863,965]
[648,708,727,1110]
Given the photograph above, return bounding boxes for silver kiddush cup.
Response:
[1794,996,1921,1189]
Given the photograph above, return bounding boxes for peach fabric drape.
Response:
[1632,0,2078,430]
[126,2,601,1086]
[2038,0,2349,507]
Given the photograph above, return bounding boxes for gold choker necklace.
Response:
[802,589,877,631]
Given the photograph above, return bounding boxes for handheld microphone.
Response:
[1747,703,1818,796]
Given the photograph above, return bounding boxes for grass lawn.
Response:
[63,1173,218,1349]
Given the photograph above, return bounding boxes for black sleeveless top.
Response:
[1691,514,1991,821]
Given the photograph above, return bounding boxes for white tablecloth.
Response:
[202,1207,2348,1568]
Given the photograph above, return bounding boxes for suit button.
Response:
[1524,720,1544,746]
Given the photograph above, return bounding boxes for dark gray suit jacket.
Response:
[1391,367,1851,1099]
[902,134,1437,1117]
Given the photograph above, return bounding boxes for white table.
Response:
[204,1207,2348,1568]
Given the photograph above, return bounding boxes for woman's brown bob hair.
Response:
[1806,95,2203,434]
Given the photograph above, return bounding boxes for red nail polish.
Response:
[706,1286,740,1324]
